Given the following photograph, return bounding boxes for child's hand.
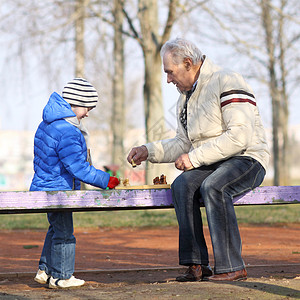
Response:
[107,176,120,189]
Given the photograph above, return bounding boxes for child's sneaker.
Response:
[34,269,50,284]
[49,276,85,289]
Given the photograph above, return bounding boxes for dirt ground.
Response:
[0,225,299,299]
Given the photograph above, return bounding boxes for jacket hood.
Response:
[43,92,76,123]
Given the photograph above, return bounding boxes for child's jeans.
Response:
[39,212,76,279]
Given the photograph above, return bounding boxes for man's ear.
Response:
[183,58,192,71]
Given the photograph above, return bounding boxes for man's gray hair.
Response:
[160,38,203,65]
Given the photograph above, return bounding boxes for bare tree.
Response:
[92,0,181,182]
[111,0,126,175]
[121,0,178,183]
[260,0,284,185]
[193,0,300,185]
[75,0,86,78]
[0,0,115,160]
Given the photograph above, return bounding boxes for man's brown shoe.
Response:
[208,268,247,282]
[176,265,213,282]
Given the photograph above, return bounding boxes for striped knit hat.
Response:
[62,78,98,108]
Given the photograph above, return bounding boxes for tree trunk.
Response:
[261,0,281,185]
[75,0,85,78]
[137,0,176,184]
[261,0,291,185]
[278,0,290,185]
[111,0,125,177]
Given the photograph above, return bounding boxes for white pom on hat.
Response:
[62,78,98,107]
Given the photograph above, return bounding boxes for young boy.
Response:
[30,78,119,288]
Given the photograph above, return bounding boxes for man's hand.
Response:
[175,154,194,171]
[127,145,148,166]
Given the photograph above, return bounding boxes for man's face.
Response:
[163,52,193,93]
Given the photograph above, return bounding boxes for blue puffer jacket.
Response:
[30,92,110,191]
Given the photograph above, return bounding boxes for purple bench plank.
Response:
[0,186,299,214]
[233,186,300,205]
[0,188,174,214]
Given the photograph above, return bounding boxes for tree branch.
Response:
[122,7,143,45]
[88,4,142,43]
[160,0,178,47]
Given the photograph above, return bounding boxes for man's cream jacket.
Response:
[145,57,270,171]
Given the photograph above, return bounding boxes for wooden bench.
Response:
[0,185,299,214]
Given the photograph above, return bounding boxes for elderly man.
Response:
[127,38,269,282]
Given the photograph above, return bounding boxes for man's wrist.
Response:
[141,145,149,159]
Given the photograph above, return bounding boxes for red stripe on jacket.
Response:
[221,98,256,108]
